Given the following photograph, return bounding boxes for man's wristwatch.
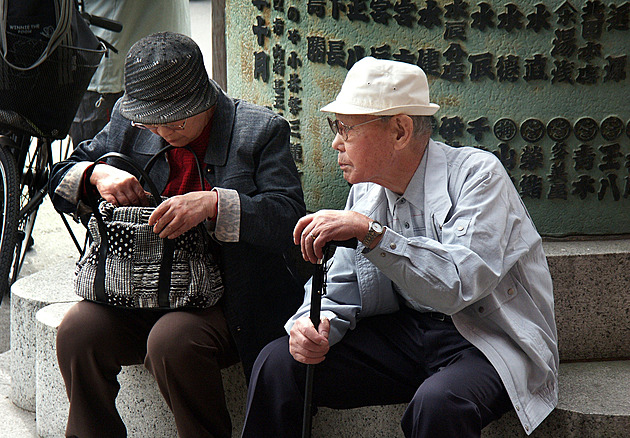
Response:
[362,220,384,248]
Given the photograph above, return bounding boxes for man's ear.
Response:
[392,115,414,150]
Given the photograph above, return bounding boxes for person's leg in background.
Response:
[69,91,123,147]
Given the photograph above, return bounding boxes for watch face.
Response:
[372,221,383,233]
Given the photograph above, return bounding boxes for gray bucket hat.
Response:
[119,32,218,124]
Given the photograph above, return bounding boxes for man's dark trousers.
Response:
[242,306,512,438]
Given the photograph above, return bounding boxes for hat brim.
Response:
[119,89,217,125]
[320,100,439,116]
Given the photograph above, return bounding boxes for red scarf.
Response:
[162,117,213,197]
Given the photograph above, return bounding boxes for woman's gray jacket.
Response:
[49,87,306,377]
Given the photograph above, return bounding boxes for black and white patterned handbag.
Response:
[74,149,224,309]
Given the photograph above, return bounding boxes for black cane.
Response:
[302,238,357,438]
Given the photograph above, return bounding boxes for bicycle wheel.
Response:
[9,137,50,285]
[0,143,19,301]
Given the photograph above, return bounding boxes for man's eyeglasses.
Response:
[131,119,187,131]
[327,116,387,141]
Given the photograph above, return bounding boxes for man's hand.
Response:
[148,190,218,239]
[293,210,371,263]
[90,163,150,206]
[289,316,330,364]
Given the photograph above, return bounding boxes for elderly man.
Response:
[49,32,305,438]
[241,57,558,437]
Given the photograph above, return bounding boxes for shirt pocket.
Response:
[472,275,520,317]
[454,218,471,237]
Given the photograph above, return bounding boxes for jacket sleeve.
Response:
[284,184,398,346]
[48,117,115,214]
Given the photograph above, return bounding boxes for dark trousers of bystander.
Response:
[70,91,124,147]
[242,306,512,438]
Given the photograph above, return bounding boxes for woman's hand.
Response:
[89,164,150,206]
[148,191,218,239]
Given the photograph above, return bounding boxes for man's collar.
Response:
[384,143,428,214]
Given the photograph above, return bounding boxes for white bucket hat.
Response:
[320,57,439,116]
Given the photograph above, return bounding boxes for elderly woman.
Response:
[49,32,305,438]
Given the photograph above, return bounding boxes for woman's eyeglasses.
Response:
[131,119,187,131]
[327,116,387,141]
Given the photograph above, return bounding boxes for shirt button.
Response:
[390,243,397,249]
[400,198,406,204]
[507,288,514,295]
[457,226,464,231]
[404,222,410,229]
[380,252,386,257]
[478,306,485,313]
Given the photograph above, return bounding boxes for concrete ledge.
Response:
[11,239,630,437]
[116,366,178,438]
[10,267,79,412]
[543,239,630,361]
[35,302,74,438]
[483,360,630,437]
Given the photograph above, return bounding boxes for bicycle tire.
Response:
[0,144,19,302]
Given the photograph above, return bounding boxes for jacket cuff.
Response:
[212,187,240,242]
[54,161,94,205]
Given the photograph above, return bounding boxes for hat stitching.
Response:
[120,32,217,124]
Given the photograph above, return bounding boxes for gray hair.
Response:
[410,116,433,138]
[378,115,433,141]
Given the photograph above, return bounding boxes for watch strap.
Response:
[362,220,383,248]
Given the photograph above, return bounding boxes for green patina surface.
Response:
[226,0,629,236]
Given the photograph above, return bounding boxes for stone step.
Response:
[310,360,630,438]
[543,239,630,361]
[9,266,80,412]
[34,299,630,438]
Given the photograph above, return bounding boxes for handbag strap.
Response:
[141,145,208,307]
[0,0,73,71]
